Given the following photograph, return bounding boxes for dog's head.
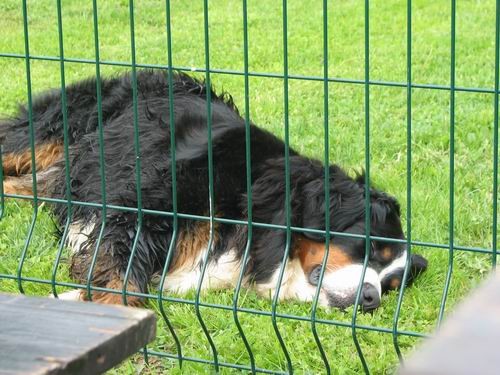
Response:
[298,167,428,311]
[251,157,428,311]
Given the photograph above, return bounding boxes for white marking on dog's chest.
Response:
[67,218,97,253]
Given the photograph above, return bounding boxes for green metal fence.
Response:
[0,0,498,373]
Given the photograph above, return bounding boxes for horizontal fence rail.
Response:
[0,52,498,95]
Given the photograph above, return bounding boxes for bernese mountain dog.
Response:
[1,70,427,311]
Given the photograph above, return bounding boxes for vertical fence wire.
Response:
[351,0,371,372]
[437,0,456,326]
[156,0,183,366]
[121,0,144,308]
[309,0,331,373]
[392,0,413,363]
[231,0,257,373]
[124,0,149,363]
[493,0,499,268]
[270,0,293,373]
[194,0,220,370]
[17,0,38,295]
[85,0,109,303]
[51,0,73,299]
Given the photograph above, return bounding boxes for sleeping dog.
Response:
[1,70,427,311]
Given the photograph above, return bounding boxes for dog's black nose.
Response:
[360,283,380,312]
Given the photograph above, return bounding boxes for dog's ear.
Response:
[249,157,323,227]
[355,173,402,221]
[176,124,244,163]
[369,194,401,225]
[301,175,368,238]
[249,173,301,227]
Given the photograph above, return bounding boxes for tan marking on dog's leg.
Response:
[2,166,60,196]
[2,142,63,176]
[3,176,33,195]
[169,221,218,272]
[70,249,144,307]
[82,275,143,307]
[294,236,353,274]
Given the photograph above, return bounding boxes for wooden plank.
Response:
[401,270,500,375]
[0,293,156,375]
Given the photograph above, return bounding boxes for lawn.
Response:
[0,0,498,374]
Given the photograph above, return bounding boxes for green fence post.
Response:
[392,0,413,363]
[310,0,331,372]
[156,0,183,367]
[351,0,371,372]
[17,0,39,295]
[119,0,143,308]
[270,0,294,373]
[193,0,220,371]
[123,0,150,363]
[51,0,73,299]
[85,0,109,303]
[438,0,456,327]
[231,0,257,373]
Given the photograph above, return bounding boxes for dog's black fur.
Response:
[1,70,427,307]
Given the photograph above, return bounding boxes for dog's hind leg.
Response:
[62,213,171,307]
[2,166,62,197]
[56,243,145,307]
[2,141,64,176]
[3,175,35,196]
[1,139,64,196]
[70,251,145,307]
[52,247,145,307]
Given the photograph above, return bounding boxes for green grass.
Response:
[0,0,498,373]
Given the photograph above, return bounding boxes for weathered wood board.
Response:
[0,293,156,375]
